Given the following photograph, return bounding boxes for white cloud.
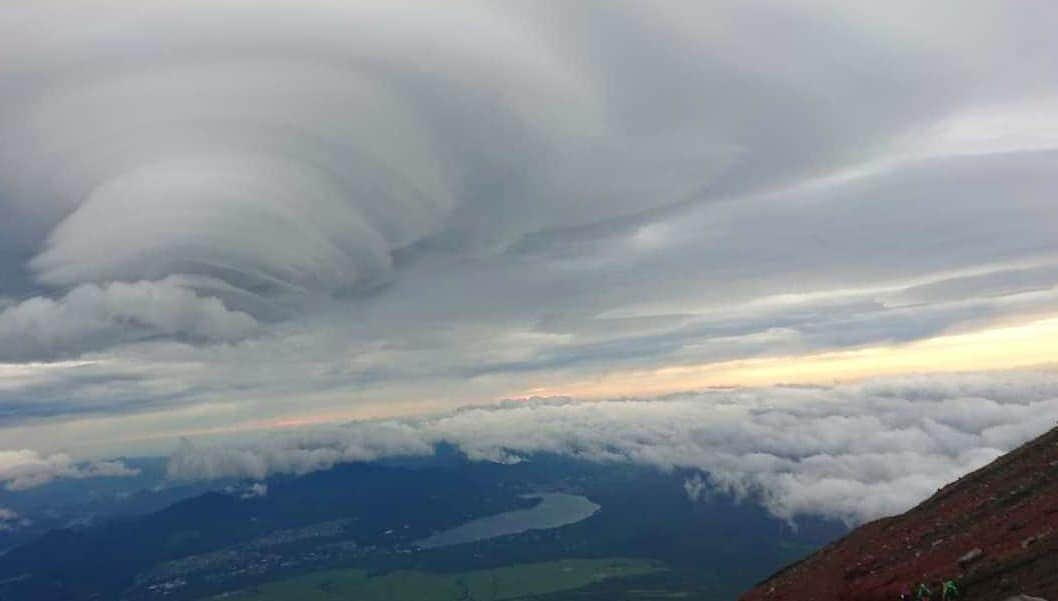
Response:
[0,278,258,361]
[241,482,268,499]
[0,507,27,532]
[0,449,139,491]
[683,473,708,502]
[167,422,434,482]
[165,370,1058,525]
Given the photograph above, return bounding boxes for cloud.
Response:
[241,482,268,499]
[167,422,434,482]
[0,278,258,361]
[1,1,1058,452]
[0,449,139,491]
[683,474,708,503]
[166,370,1058,524]
[0,507,27,532]
[1,2,1053,353]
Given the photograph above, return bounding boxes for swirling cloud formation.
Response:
[1,1,1058,454]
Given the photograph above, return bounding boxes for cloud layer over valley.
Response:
[168,371,1058,524]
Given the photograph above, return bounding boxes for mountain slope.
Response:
[741,424,1058,601]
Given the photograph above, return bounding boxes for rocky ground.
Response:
[740,424,1058,601]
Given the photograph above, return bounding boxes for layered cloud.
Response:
[2,1,1056,356]
[1,1,1058,455]
[168,371,1058,524]
[0,449,139,491]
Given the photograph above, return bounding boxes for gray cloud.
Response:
[0,449,139,491]
[1,1,1058,451]
[683,473,708,503]
[0,278,258,361]
[166,371,1058,524]
[168,422,434,482]
[0,2,1051,343]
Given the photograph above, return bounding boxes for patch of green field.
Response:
[210,558,663,601]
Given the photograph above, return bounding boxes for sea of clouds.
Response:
[167,370,1058,525]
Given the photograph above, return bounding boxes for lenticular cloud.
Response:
[0,3,613,356]
[0,1,983,359]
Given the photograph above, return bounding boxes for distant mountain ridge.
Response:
[740,424,1058,601]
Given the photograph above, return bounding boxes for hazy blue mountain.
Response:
[0,457,235,553]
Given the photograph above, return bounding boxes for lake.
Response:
[414,492,600,549]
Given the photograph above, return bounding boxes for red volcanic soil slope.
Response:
[741,425,1058,601]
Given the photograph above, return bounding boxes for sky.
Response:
[2,0,1058,522]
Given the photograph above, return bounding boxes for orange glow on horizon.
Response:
[108,313,1058,448]
[514,313,1058,400]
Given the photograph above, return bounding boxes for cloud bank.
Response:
[0,449,139,491]
[168,371,1058,524]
